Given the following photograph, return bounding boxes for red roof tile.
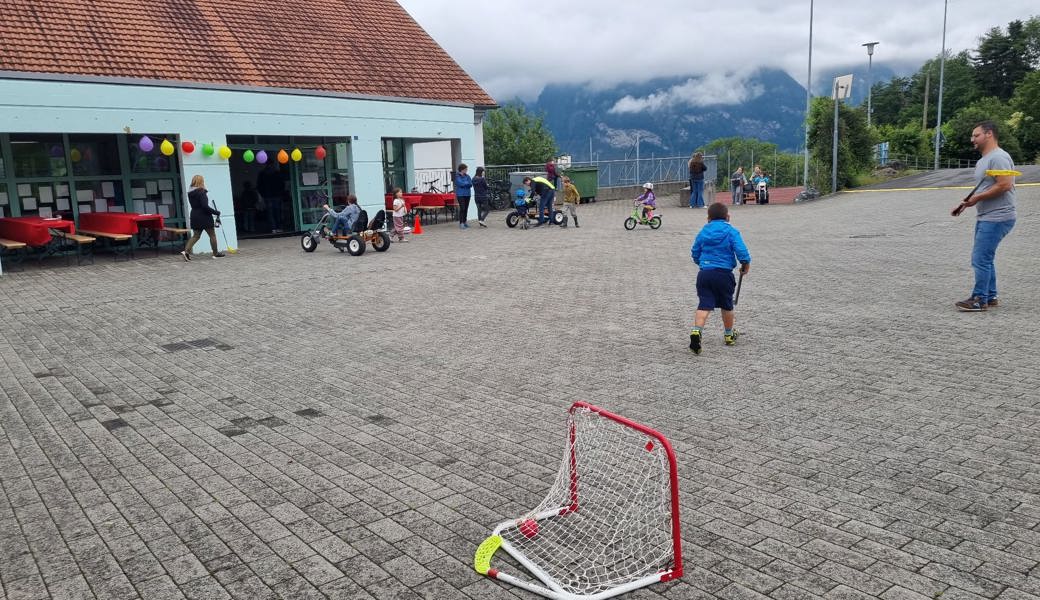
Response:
[0,0,496,107]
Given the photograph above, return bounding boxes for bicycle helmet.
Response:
[643,182,654,190]
[515,189,527,200]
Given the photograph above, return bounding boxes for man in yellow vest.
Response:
[523,176,556,227]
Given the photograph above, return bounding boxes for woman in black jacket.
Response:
[182,174,225,261]
[473,166,490,227]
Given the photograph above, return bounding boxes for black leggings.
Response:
[457,196,471,223]
[475,197,490,222]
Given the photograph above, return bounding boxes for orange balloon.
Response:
[277,149,289,164]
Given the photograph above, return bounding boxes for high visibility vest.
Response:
[531,176,556,190]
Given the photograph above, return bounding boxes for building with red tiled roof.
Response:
[0,0,496,266]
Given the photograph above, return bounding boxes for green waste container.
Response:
[563,166,598,203]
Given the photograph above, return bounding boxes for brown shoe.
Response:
[955,296,986,312]
[985,298,998,308]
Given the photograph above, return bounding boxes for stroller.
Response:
[301,208,391,256]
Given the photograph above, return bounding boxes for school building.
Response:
[0,0,495,257]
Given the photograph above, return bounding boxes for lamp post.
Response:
[803,0,814,192]
[933,0,948,170]
[862,41,879,127]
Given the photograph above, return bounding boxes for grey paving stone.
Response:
[2,192,1040,599]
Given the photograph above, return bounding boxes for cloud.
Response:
[396,0,1039,102]
[609,74,764,113]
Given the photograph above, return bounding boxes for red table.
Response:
[78,212,164,234]
[0,216,76,247]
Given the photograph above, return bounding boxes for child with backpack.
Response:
[689,202,751,354]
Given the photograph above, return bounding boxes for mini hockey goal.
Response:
[474,402,682,599]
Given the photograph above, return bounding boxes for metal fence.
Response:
[883,153,976,170]
[480,155,718,189]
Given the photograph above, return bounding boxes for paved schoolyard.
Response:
[1,188,1038,600]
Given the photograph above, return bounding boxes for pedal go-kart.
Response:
[624,201,661,230]
[506,195,566,228]
[301,209,391,256]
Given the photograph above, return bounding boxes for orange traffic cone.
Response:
[413,214,423,235]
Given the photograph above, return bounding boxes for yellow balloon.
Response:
[290,148,303,162]
[218,145,232,160]
[70,148,82,162]
[160,139,175,156]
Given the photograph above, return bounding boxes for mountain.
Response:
[521,64,904,160]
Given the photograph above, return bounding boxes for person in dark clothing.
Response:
[524,176,556,226]
[454,163,473,229]
[473,166,490,227]
[688,152,708,208]
[182,174,224,260]
[257,163,284,233]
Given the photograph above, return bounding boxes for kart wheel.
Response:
[552,210,565,226]
[373,232,391,252]
[649,216,662,229]
[506,212,520,228]
[624,217,637,231]
[301,233,318,252]
[346,236,365,256]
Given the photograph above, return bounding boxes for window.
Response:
[69,134,121,176]
[128,178,180,219]
[10,133,68,178]
[0,184,8,218]
[74,180,125,214]
[127,134,177,174]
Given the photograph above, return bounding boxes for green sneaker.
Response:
[689,330,702,354]
[724,330,739,346]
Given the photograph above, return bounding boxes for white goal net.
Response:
[474,402,682,599]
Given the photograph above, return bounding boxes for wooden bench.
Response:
[78,229,134,261]
[0,238,28,272]
[160,227,190,253]
[55,232,97,266]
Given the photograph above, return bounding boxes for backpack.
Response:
[352,209,369,233]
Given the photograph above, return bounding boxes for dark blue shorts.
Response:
[696,268,736,311]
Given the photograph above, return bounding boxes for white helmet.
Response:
[642,182,654,190]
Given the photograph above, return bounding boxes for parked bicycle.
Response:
[488,179,512,210]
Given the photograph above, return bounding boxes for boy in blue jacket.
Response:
[690,202,751,354]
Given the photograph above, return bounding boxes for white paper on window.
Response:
[55,184,70,197]
[302,172,320,186]
[101,182,116,198]
[145,202,157,214]
[0,192,7,206]
[161,191,173,204]
[38,206,53,218]
[17,184,32,196]
[79,204,92,214]
[132,187,147,199]
[94,199,107,212]
[76,189,94,203]
[159,205,171,218]
[158,180,173,191]
[39,187,54,204]
[22,197,37,210]
[146,181,158,195]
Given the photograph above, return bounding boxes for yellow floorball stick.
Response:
[951,169,1021,216]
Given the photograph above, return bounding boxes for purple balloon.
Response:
[139,136,154,152]
[155,157,168,170]
[49,144,64,158]
[256,150,268,164]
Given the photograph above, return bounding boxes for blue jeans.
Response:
[331,215,351,236]
[538,190,556,224]
[731,185,742,205]
[971,219,1015,301]
[689,180,705,207]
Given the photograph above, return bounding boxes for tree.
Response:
[1010,70,1040,160]
[869,76,912,127]
[973,21,1037,100]
[877,124,930,157]
[939,97,1023,162]
[482,103,558,165]
[807,98,874,190]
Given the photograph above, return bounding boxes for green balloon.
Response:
[243,149,255,163]
[202,143,214,156]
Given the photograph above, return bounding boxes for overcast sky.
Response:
[397,0,1038,102]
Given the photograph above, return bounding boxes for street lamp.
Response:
[803,0,814,192]
[934,0,948,170]
[831,74,853,194]
[862,41,879,127]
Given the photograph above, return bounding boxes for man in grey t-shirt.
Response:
[953,120,1016,312]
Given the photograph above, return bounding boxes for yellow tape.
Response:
[985,169,1022,176]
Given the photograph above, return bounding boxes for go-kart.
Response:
[506,197,566,228]
[301,209,391,256]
